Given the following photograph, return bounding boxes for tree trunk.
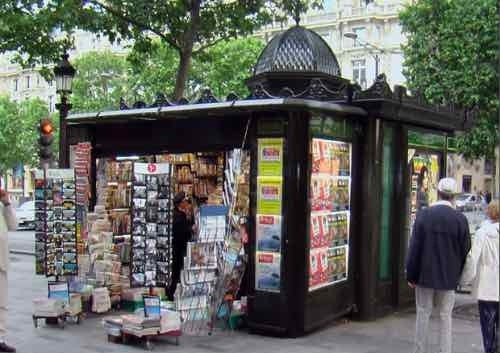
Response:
[173,48,193,100]
[173,0,200,101]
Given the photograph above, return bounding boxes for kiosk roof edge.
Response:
[66,99,367,125]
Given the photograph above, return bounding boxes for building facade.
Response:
[447,155,496,195]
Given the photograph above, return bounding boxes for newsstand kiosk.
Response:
[62,25,471,337]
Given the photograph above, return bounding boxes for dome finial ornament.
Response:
[293,3,301,25]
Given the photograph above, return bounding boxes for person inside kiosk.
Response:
[169,192,194,300]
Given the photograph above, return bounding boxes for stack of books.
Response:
[121,314,161,336]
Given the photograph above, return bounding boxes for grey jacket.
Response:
[0,204,17,272]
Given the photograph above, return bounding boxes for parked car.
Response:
[16,200,35,229]
[455,193,483,212]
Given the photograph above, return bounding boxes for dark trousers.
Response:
[168,242,187,300]
[478,300,499,353]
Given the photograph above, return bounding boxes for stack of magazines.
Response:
[32,298,66,317]
[121,314,161,335]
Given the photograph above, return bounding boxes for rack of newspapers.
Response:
[175,149,248,335]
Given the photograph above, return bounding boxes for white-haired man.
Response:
[406,178,471,353]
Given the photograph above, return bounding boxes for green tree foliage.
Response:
[192,38,266,98]
[127,42,180,103]
[71,50,130,112]
[128,37,265,101]
[71,38,264,110]
[0,97,50,173]
[400,0,499,159]
[0,1,320,99]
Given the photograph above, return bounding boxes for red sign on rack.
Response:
[147,164,157,173]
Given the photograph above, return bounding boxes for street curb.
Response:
[10,249,35,256]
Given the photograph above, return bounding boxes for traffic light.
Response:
[39,118,54,163]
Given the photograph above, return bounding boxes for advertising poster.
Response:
[309,248,328,289]
[257,177,283,215]
[410,153,440,212]
[256,215,282,252]
[309,138,351,291]
[258,138,283,177]
[255,138,283,293]
[310,176,350,212]
[255,252,281,292]
[312,139,350,176]
[326,246,348,284]
[408,152,440,245]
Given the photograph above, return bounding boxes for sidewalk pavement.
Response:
[6,253,484,353]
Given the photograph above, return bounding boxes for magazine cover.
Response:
[326,246,348,284]
[327,212,349,247]
[309,247,328,290]
[255,252,281,292]
[256,215,282,253]
[187,242,218,269]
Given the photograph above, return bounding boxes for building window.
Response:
[462,175,472,193]
[48,80,53,87]
[48,95,54,113]
[352,27,366,47]
[26,75,30,89]
[322,0,336,11]
[13,79,18,92]
[363,0,374,5]
[484,159,494,175]
[352,59,367,89]
[37,75,41,86]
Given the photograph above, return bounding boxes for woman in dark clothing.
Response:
[168,192,193,300]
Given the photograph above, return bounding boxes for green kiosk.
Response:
[63,25,472,336]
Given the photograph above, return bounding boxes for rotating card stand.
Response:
[33,169,82,328]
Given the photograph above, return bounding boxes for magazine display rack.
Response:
[175,148,249,335]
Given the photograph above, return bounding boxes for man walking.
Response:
[0,189,17,352]
[406,178,470,353]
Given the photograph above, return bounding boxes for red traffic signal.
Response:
[39,118,54,161]
[40,119,54,135]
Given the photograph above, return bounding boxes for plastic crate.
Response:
[121,300,144,312]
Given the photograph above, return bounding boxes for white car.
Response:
[455,193,483,212]
[16,200,35,229]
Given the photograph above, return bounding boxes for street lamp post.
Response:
[54,53,76,168]
[344,32,383,80]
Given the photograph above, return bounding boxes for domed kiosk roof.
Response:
[253,25,341,77]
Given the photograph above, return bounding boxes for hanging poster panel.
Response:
[255,138,283,292]
[130,162,173,288]
[255,252,281,292]
[257,138,283,177]
[408,152,440,244]
[256,177,283,215]
[309,139,351,291]
[256,215,282,253]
